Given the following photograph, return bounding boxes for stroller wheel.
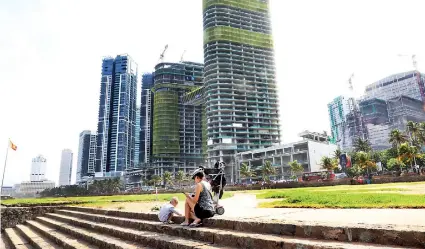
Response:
[216,206,225,215]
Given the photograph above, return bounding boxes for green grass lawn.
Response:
[2,192,234,206]
[257,182,425,208]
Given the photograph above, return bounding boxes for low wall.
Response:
[1,206,63,231]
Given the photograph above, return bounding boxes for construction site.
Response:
[329,67,425,151]
[151,61,205,176]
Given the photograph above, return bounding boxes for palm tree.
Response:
[333,148,342,167]
[406,121,421,146]
[261,160,276,183]
[163,171,173,187]
[239,163,256,183]
[398,143,421,170]
[352,137,372,152]
[389,129,408,149]
[288,160,304,177]
[151,175,161,187]
[354,151,376,174]
[320,156,338,171]
[175,170,184,188]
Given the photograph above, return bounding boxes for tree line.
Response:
[239,121,425,182]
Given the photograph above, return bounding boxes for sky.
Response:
[1,0,424,186]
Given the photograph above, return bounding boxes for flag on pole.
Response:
[9,140,17,151]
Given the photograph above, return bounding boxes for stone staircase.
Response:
[1,206,424,249]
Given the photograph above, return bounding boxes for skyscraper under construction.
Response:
[203,0,281,181]
[151,62,205,176]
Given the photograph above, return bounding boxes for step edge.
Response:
[55,209,425,248]
[46,211,421,249]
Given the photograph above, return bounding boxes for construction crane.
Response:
[158,44,168,63]
[348,73,355,92]
[180,50,186,62]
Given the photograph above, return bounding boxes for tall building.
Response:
[96,54,138,177]
[30,155,47,182]
[134,106,141,167]
[203,0,281,181]
[140,73,155,165]
[76,131,97,183]
[363,70,425,102]
[152,62,204,175]
[58,149,73,186]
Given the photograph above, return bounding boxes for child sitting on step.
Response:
[158,197,183,224]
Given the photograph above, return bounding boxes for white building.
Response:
[19,181,55,197]
[30,155,47,182]
[59,149,73,186]
[76,131,97,183]
[235,131,337,181]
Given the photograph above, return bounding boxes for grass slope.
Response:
[257,182,425,208]
[2,192,234,206]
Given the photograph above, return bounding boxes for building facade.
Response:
[96,54,138,177]
[18,181,55,197]
[152,62,204,176]
[134,106,141,167]
[58,149,73,186]
[30,155,47,182]
[76,130,97,183]
[235,131,337,181]
[327,95,355,150]
[203,0,281,182]
[140,73,155,165]
[363,70,425,102]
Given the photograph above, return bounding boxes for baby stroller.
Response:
[201,161,227,215]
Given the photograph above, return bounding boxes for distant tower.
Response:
[76,131,97,183]
[30,155,47,182]
[58,149,73,186]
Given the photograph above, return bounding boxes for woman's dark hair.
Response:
[193,171,204,179]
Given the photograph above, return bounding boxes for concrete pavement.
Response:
[217,193,425,228]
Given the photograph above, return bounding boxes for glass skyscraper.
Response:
[140,73,155,165]
[95,54,138,176]
[203,0,280,180]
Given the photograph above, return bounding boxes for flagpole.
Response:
[1,139,10,195]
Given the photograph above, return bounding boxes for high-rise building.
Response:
[30,155,47,182]
[203,0,281,181]
[152,62,204,175]
[96,54,138,177]
[58,149,73,186]
[134,106,141,167]
[363,70,425,102]
[76,130,97,183]
[140,73,155,165]
[327,95,367,150]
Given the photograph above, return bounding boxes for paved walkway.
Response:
[216,193,425,228]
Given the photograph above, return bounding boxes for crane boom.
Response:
[180,50,186,62]
[159,44,168,63]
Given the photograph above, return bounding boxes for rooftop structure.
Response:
[363,70,425,102]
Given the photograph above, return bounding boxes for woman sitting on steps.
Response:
[181,169,215,227]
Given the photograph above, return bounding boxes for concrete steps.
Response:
[49,208,419,249]
[2,206,424,248]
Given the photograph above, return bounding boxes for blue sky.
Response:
[1,0,424,186]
